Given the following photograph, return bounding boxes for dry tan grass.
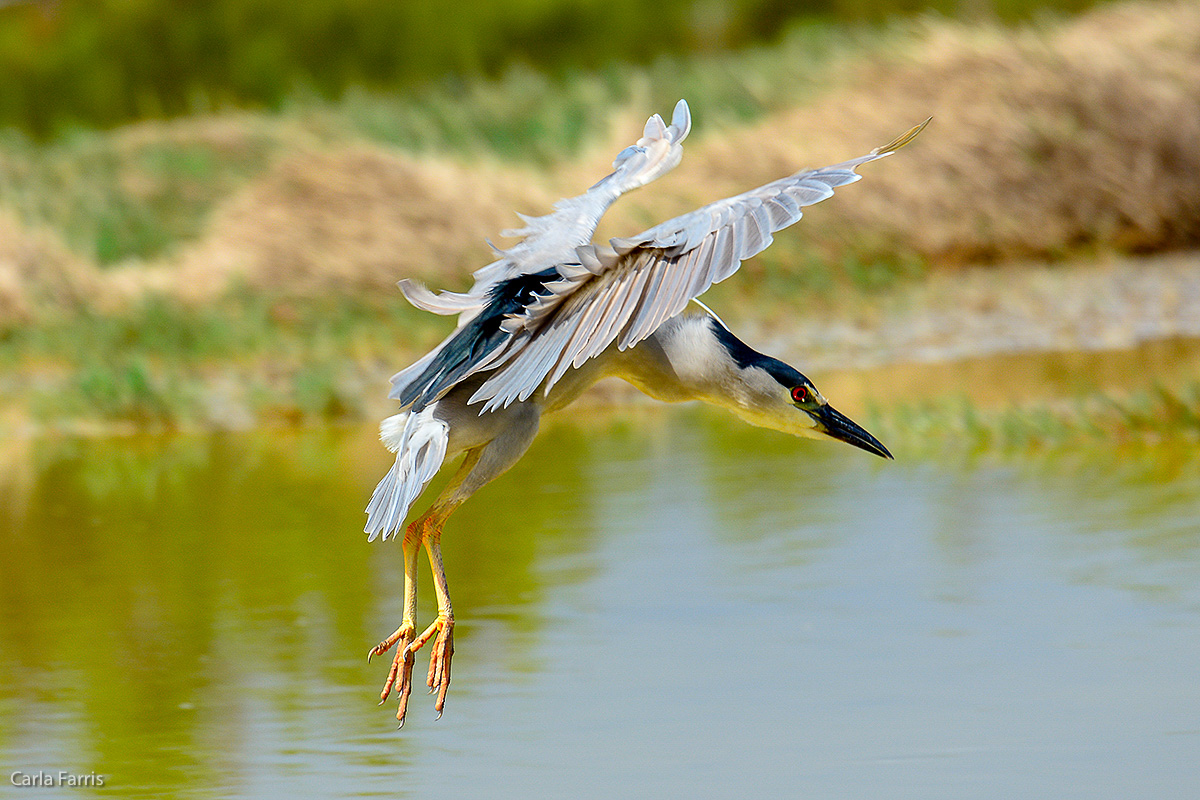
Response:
[109,146,552,303]
[0,211,98,321]
[687,0,1200,262]
[5,0,1200,312]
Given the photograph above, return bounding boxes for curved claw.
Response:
[372,615,453,727]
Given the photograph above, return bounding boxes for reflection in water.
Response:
[1,411,1199,798]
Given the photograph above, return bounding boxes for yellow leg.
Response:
[368,522,421,724]
[422,529,454,717]
[370,449,478,727]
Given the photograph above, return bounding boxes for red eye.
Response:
[791,385,808,403]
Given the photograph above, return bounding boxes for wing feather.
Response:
[620,250,671,347]
[550,274,621,383]
[573,256,643,367]
[471,320,566,410]
[632,259,685,346]
[660,247,701,320]
[507,322,575,405]
[462,118,930,409]
[404,100,693,319]
[591,262,649,356]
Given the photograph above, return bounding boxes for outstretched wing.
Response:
[400,99,693,323]
[465,118,931,412]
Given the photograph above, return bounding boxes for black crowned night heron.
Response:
[365,100,927,726]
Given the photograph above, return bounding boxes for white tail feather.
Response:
[364,409,449,541]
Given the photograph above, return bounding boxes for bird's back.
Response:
[390,268,561,412]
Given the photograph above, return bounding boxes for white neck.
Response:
[612,309,819,437]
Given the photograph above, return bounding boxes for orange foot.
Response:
[370,615,454,727]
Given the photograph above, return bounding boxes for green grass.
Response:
[68,359,189,425]
[0,122,286,264]
[304,17,891,164]
[2,292,444,428]
[867,384,1200,457]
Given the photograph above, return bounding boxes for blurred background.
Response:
[0,0,1198,428]
[1,0,1103,137]
[2,1,1199,797]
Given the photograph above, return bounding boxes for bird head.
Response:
[701,316,893,459]
[779,376,893,459]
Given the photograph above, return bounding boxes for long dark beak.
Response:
[810,404,893,460]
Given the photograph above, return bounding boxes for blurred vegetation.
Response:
[1,0,1192,288]
[0,0,1105,138]
[869,383,1200,456]
[0,120,283,264]
[0,17,879,266]
[4,281,1198,445]
[1,291,444,428]
[1,0,1196,438]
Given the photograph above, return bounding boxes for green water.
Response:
[1,402,1199,798]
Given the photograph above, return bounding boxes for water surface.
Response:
[1,401,1199,798]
